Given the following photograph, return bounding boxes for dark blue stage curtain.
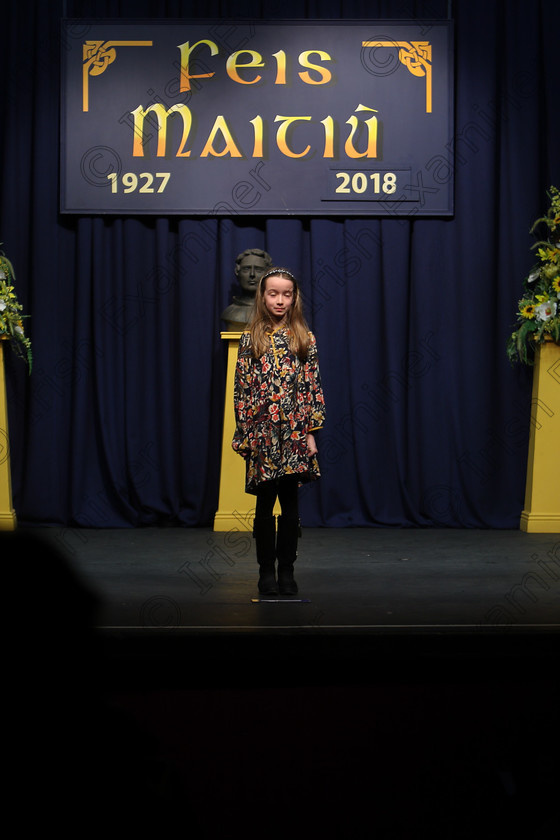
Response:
[1,0,558,528]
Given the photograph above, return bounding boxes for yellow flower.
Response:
[520,303,535,319]
[552,276,560,293]
[538,245,560,262]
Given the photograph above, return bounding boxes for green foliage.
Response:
[0,250,32,371]
[506,186,560,365]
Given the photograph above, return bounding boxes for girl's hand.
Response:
[306,433,318,457]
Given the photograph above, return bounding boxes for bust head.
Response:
[235,249,273,296]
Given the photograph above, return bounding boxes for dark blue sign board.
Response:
[60,19,454,216]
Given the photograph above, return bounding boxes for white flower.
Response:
[534,300,557,321]
[0,300,6,311]
[527,269,540,284]
[14,325,24,336]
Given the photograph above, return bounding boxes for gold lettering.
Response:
[298,50,332,85]
[226,50,264,84]
[321,116,335,158]
[250,116,264,158]
[177,39,219,92]
[200,115,243,157]
[344,104,378,159]
[131,103,192,157]
[275,115,312,158]
[273,50,287,84]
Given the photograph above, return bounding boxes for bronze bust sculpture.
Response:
[221,248,273,330]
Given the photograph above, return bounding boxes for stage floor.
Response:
[44,525,559,635]
[19,523,555,676]
[11,523,556,683]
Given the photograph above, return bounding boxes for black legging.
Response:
[255,476,299,520]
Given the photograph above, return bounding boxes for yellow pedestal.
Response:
[214,332,253,532]
[0,340,17,530]
[214,332,279,532]
[520,339,560,533]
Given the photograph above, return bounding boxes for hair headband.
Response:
[259,267,296,284]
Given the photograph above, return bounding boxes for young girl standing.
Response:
[232,268,326,597]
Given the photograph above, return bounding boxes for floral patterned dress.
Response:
[232,327,326,494]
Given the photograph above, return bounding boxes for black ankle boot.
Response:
[253,516,278,596]
[276,516,300,597]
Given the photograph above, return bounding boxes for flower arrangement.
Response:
[507,186,560,365]
[0,248,32,371]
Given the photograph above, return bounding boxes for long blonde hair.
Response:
[248,268,311,359]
